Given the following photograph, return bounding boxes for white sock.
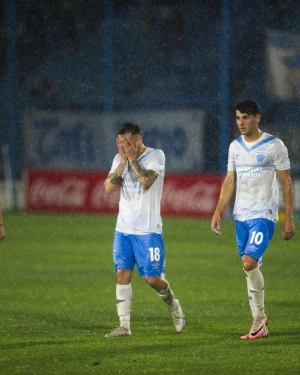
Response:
[156,280,175,307]
[245,268,265,317]
[116,284,132,331]
[246,275,255,318]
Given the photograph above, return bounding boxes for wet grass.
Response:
[0,213,300,374]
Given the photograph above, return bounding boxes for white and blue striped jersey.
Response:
[110,147,165,234]
[228,132,290,223]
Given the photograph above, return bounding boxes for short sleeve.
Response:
[227,143,236,171]
[274,140,290,170]
[109,154,122,173]
[145,149,165,174]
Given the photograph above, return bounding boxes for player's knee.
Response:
[145,276,161,289]
[116,269,132,284]
[242,254,259,272]
[243,263,251,272]
[145,276,168,291]
[145,276,155,287]
[243,261,257,272]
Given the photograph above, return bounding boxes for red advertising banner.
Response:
[161,174,223,217]
[25,169,223,217]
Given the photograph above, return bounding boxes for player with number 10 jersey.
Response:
[211,100,295,340]
[228,131,290,262]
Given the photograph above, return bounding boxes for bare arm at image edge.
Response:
[276,169,295,240]
[211,170,236,235]
[0,198,4,241]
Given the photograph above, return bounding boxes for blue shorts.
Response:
[113,231,166,277]
[235,218,275,263]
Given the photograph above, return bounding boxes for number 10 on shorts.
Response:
[250,231,263,245]
[149,247,161,261]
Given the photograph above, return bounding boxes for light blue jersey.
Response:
[110,147,166,276]
[228,132,290,223]
[110,147,165,234]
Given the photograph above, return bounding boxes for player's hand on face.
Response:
[116,136,127,161]
[119,136,138,161]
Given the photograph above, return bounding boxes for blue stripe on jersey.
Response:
[236,135,276,152]
[138,148,155,162]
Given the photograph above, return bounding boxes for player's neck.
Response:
[137,144,147,158]
[243,130,263,143]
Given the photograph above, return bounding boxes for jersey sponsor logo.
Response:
[236,166,262,178]
[235,153,241,160]
[123,180,142,193]
[256,154,265,163]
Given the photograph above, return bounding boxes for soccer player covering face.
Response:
[104,122,185,337]
[211,100,295,339]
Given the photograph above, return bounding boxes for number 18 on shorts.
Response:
[113,231,166,277]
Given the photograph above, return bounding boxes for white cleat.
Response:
[240,315,269,340]
[105,326,132,338]
[169,299,186,333]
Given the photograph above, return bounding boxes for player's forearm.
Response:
[129,160,145,179]
[214,199,229,217]
[129,160,157,189]
[104,161,127,194]
[214,181,235,215]
[282,176,294,221]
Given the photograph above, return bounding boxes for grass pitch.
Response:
[0,213,299,374]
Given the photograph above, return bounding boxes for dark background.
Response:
[1,0,300,178]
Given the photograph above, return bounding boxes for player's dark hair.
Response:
[235,100,260,116]
[117,122,142,136]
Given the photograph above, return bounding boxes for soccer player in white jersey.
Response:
[104,122,185,337]
[211,100,295,339]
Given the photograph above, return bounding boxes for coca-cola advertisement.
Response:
[161,174,223,217]
[25,169,223,217]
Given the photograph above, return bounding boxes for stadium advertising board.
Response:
[25,169,223,217]
[23,109,205,172]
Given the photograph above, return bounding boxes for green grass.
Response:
[0,213,299,374]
